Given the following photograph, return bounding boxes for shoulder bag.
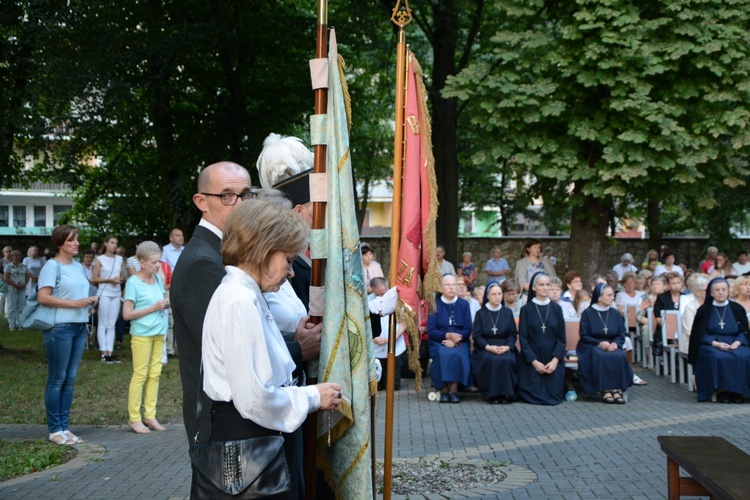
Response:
[20,260,61,331]
[188,368,290,498]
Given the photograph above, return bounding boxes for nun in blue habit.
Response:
[577,283,633,403]
[688,277,750,403]
[517,272,566,405]
[427,275,473,403]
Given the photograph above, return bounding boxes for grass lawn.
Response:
[0,325,184,426]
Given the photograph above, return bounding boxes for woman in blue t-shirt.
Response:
[122,241,170,434]
[38,225,99,445]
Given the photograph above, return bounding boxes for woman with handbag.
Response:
[196,199,342,499]
[37,225,99,445]
[122,241,169,434]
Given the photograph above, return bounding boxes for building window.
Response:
[0,206,8,226]
[53,205,72,225]
[34,206,47,227]
[13,206,26,227]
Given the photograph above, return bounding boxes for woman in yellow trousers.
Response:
[122,241,169,434]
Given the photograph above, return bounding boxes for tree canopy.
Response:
[444,0,750,274]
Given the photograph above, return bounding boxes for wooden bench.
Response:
[658,435,750,499]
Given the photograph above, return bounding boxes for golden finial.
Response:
[391,0,413,28]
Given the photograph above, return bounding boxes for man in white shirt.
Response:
[732,250,750,276]
[161,228,185,270]
[436,244,456,276]
[368,277,406,391]
[612,253,638,281]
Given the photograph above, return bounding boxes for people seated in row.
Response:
[501,279,524,319]
[688,277,750,403]
[612,253,638,281]
[680,275,710,356]
[654,250,683,277]
[427,275,472,403]
[578,283,634,404]
[517,273,566,405]
[472,283,518,404]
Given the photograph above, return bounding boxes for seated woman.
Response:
[472,283,518,404]
[578,283,633,404]
[198,200,341,498]
[518,273,566,405]
[427,274,472,404]
[688,277,750,403]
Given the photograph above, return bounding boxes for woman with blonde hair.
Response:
[196,199,342,498]
[122,241,170,434]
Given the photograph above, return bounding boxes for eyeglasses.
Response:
[200,190,256,206]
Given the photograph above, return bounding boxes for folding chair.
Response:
[661,310,682,384]
[564,319,580,370]
[623,304,642,365]
[647,308,662,375]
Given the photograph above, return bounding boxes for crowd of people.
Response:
[362,242,750,407]
[3,135,750,495]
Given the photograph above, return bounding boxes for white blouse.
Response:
[265,280,307,339]
[202,266,320,433]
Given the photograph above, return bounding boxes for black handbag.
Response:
[189,368,291,499]
[189,436,290,498]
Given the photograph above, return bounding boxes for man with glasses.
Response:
[171,162,254,443]
[173,162,321,445]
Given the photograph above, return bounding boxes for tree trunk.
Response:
[430,2,460,264]
[646,198,662,251]
[569,183,610,278]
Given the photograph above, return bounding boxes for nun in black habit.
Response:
[577,283,633,404]
[472,283,518,404]
[517,272,566,405]
[688,277,750,403]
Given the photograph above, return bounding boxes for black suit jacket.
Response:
[171,225,224,443]
[291,254,311,310]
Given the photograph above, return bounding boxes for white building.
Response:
[0,181,73,237]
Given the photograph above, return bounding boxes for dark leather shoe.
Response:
[500,396,511,404]
[439,393,450,403]
[489,398,500,405]
[449,393,461,404]
[717,392,731,404]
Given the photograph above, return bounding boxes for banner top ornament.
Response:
[391,0,413,28]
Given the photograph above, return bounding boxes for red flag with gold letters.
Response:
[395,52,440,390]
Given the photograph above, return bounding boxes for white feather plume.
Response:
[255,133,315,189]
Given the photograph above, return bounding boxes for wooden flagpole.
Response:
[305,2,327,498]
[384,2,412,498]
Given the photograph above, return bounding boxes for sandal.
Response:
[612,390,625,404]
[602,391,615,404]
[62,430,84,444]
[48,431,73,445]
[143,419,166,431]
[128,421,151,434]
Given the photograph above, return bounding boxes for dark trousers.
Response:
[378,350,407,391]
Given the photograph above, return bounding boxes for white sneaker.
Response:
[633,374,648,386]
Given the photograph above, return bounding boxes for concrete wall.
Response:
[361,236,740,287]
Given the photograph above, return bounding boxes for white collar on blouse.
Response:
[592,303,611,312]
[486,303,502,312]
[441,295,459,305]
[714,299,729,307]
[532,297,550,305]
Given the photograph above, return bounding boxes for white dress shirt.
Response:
[202,266,320,433]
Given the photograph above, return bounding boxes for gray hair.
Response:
[690,275,710,293]
[254,188,293,209]
[135,241,162,262]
